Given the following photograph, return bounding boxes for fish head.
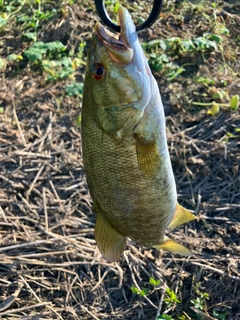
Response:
[83,7,155,137]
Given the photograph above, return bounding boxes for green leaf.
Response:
[0,58,6,69]
[191,297,205,310]
[177,316,187,320]
[24,41,66,62]
[65,83,84,96]
[139,288,149,296]
[193,36,218,51]
[42,41,65,52]
[220,27,230,36]
[202,292,210,299]
[60,56,72,68]
[24,32,37,41]
[147,39,167,51]
[57,67,75,79]
[114,2,120,13]
[165,287,180,303]
[7,54,23,61]
[149,277,160,286]
[130,285,148,296]
[212,89,226,101]
[0,16,7,28]
[42,59,58,69]
[180,39,195,51]
[131,286,140,295]
[76,115,81,127]
[24,48,43,61]
[213,310,228,320]
[207,102,220,116]
[17,15,31,23]
[195,76,215,87]
[158,315,173,320]
[226,132,234,137]
[166,66,185,80]
[210,34,222,43]
[230,95,239,111]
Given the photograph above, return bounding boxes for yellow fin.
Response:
[168,203,195,229]
[154,236,192,256]
[136,140,160,178]
[94,211,126,262]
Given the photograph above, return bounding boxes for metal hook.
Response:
[94,0,164,32]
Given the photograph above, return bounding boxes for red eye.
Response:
[92,64,106,80]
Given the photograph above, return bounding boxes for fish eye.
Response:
[92,64,106,81]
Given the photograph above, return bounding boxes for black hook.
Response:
[94,0,164,32]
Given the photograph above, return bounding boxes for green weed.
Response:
[192,93,239,115]
[157,315,172,320]
[131,277,160,297]
[0,57,6,69]
[149,277,161,286]
[130,286,149,297]
[131,279,187,319]
[76,114,81,127]
[0,0,57,37]
[191,282,209,311]
[213,310,228,320]
[23,40,85,81]
[194,76,215,87]
[143,32,224,80]
[24,41,66,61]
[65,83,84,97]
[164,287,180,308]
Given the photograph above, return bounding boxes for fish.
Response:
[81,6,195,262]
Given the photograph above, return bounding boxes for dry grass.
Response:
[1,98,239,319]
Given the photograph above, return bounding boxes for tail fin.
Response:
[154,236,192,256]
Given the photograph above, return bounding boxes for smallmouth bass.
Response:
[81,7,195,262]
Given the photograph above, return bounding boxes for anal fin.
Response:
[154,236,192,256]
[168,203,195,229]
[95,211,126,262]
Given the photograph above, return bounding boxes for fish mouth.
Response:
[94,7,134,64]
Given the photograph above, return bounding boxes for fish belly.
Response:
[82,109,177,247]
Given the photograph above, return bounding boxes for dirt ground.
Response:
[0,0,239,319]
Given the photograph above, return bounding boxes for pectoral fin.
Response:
[136,140,160,178]
[168,203,195,229]
[154,236,192,256]
[94,211,126,262]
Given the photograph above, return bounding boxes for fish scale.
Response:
[81,7,195,261]
[83,107,171,245]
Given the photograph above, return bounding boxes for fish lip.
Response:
[94,7,135,63]
[95,22,129,51]
[117,6,137,48]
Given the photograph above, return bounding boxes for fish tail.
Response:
[154,236,192,256]
[94,209,126,262]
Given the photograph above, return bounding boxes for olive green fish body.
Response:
[82,7,195,261]
[82,82,176,247]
